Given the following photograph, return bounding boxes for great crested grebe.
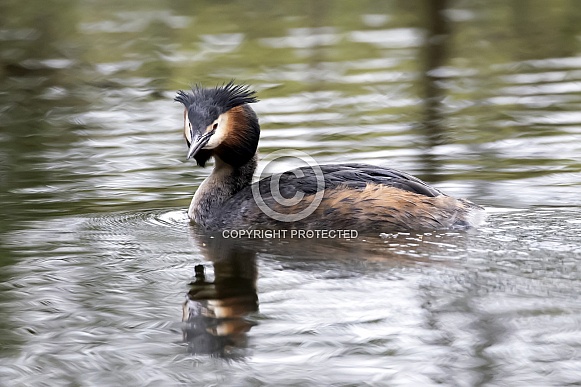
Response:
[175,82,484,233]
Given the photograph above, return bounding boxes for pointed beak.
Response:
[186,125,218,160]
[186,131,212,159]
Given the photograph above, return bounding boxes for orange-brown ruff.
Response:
[175,82,485,233]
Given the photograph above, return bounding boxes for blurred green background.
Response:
[2,0,581,228]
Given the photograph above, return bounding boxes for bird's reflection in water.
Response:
[182,225,473,357]
[183,234,258,358]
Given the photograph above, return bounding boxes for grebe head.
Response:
[174,82,260,168]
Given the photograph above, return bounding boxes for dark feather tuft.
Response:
[174,90,195,106]
[174,81,258,114]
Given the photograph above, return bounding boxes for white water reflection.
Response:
[1,207,580,385]
[349,28,423,48]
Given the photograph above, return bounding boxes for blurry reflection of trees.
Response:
[419,0,450,182]
[306,0,331,91]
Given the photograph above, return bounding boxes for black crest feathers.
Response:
[174,81,258,114]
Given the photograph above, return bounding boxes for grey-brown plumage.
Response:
[175,83,485,233]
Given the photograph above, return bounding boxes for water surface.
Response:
[1,0,581,386]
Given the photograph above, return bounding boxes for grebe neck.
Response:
[188,154,257,227]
